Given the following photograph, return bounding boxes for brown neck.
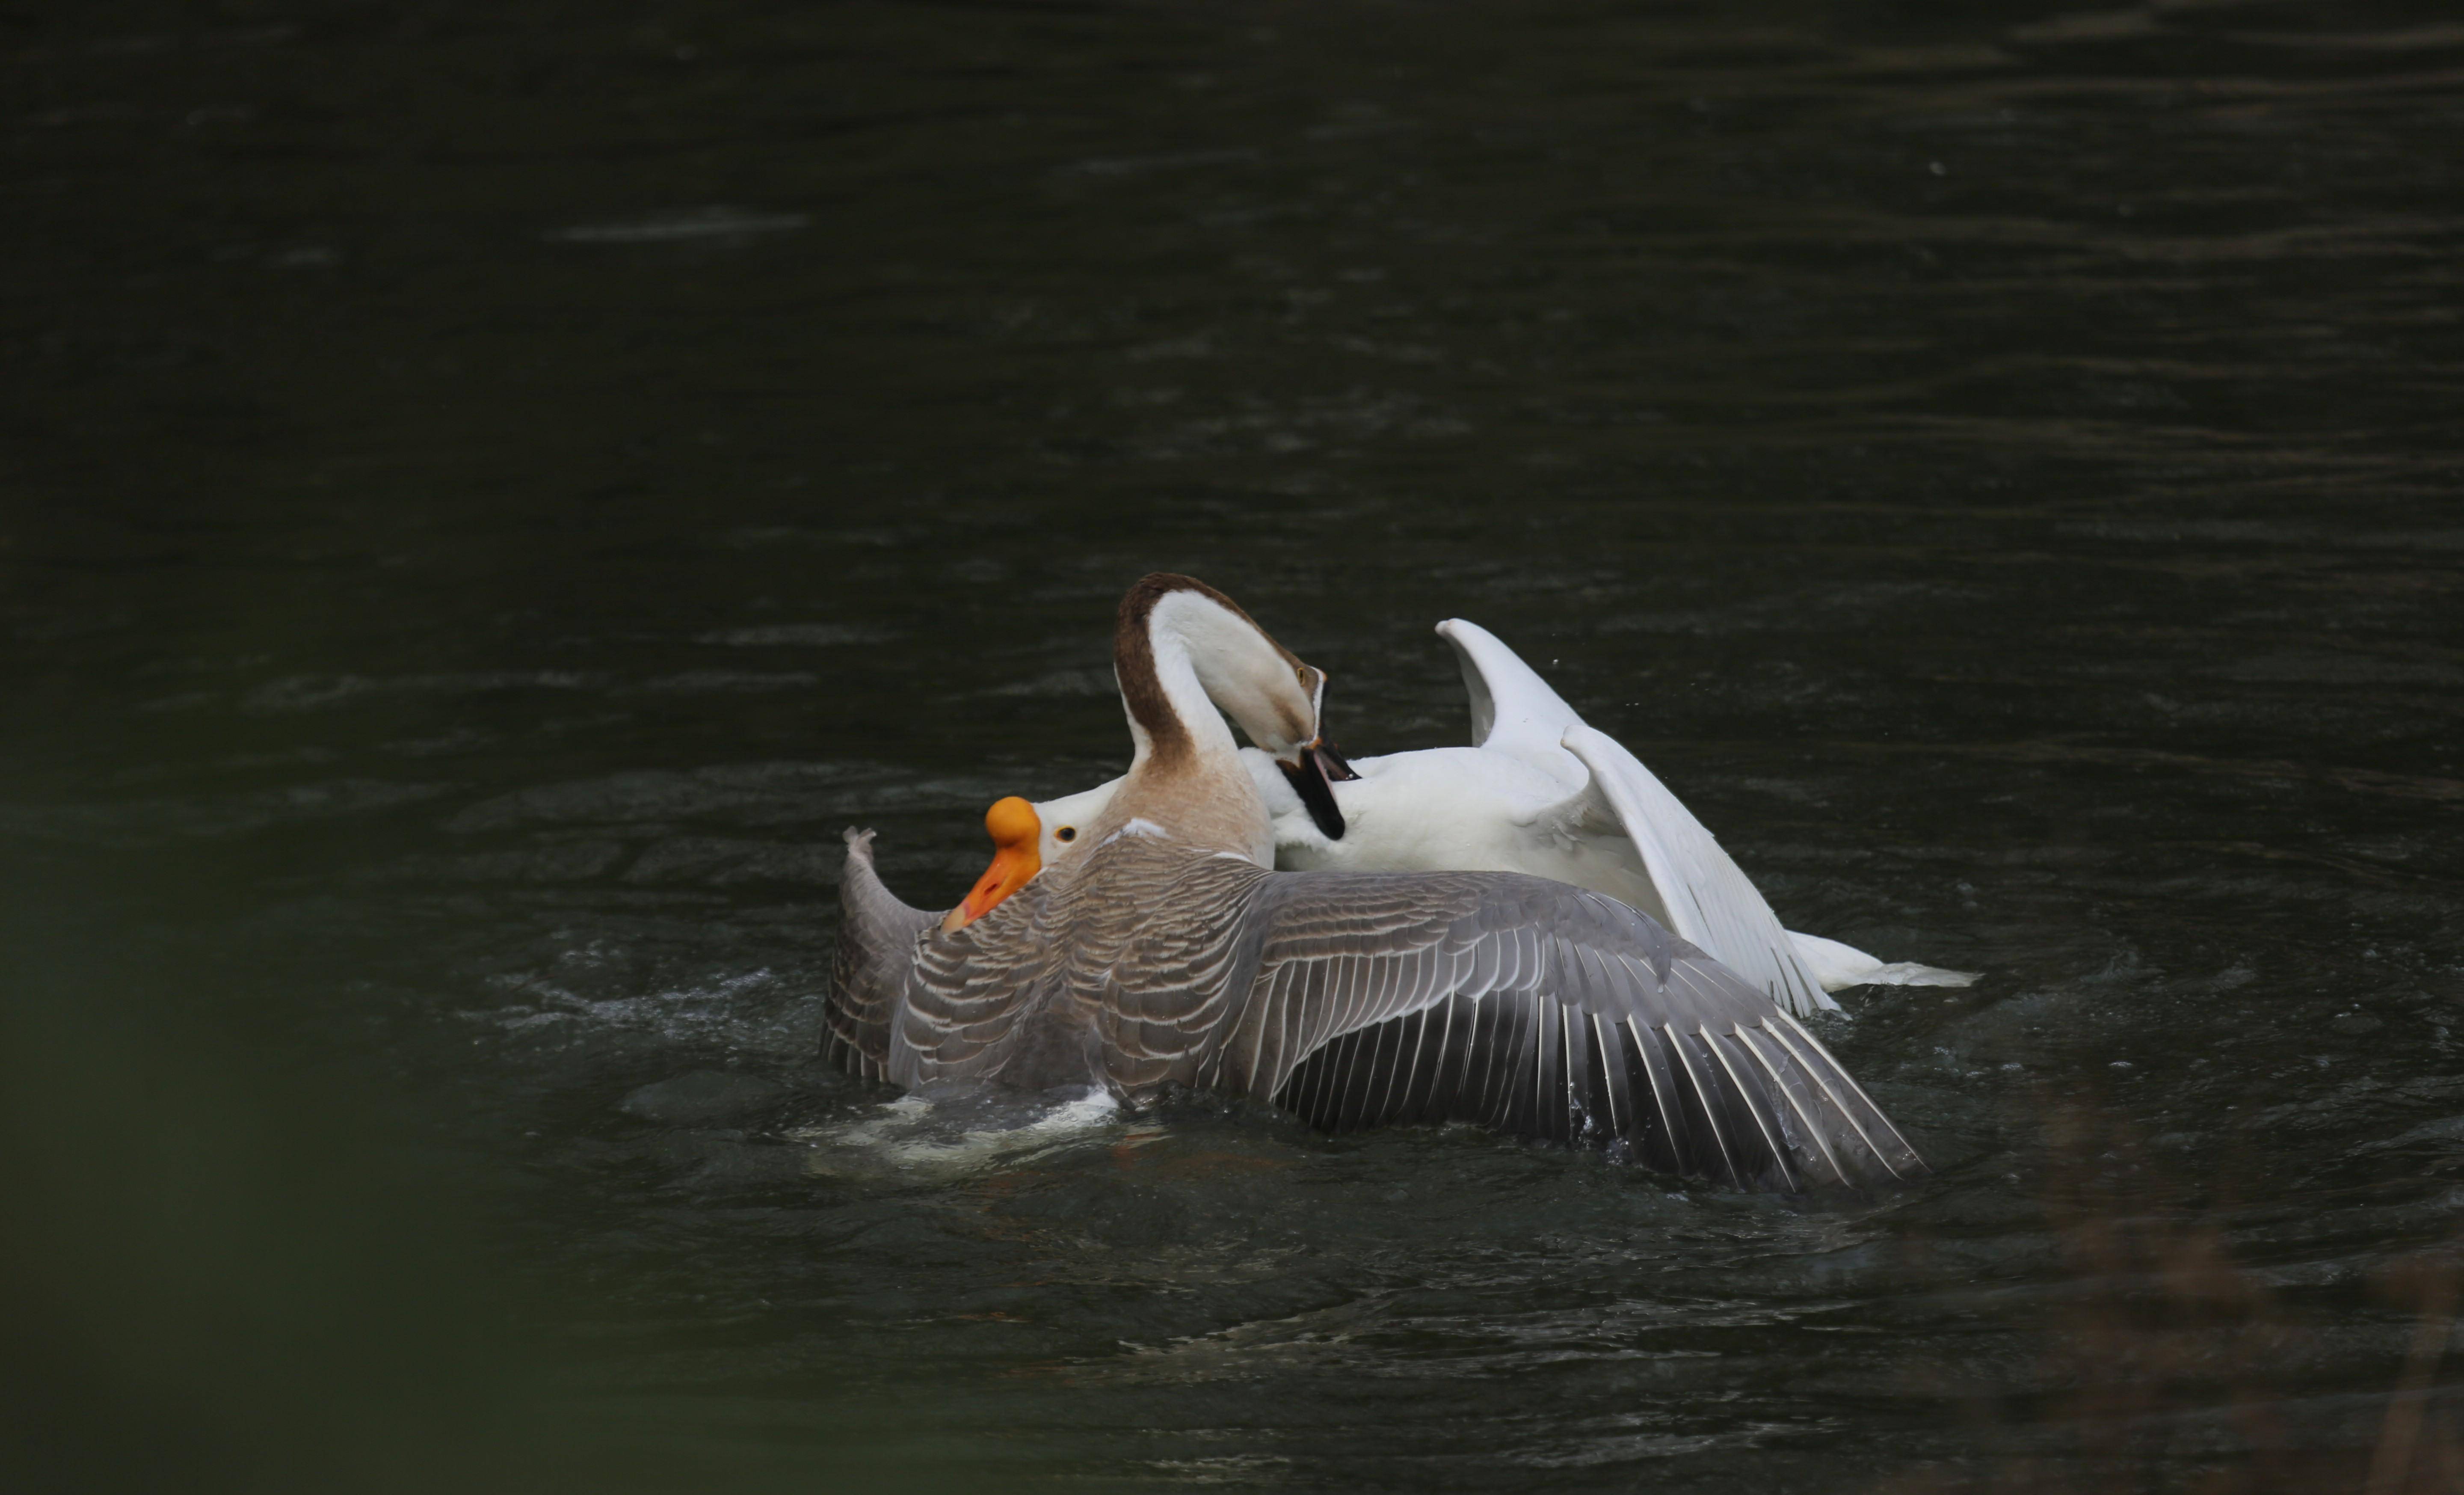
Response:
[1114,574,1196,772]
[1114,572,1303,774]
[1101,572,1303,862]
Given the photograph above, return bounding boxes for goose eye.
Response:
[1055,826,1077,842]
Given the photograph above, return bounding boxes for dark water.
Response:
[8,2,2464,1490]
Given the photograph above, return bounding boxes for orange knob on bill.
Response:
[940,796,1042,933]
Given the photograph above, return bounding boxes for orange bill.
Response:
[940,796,1042,932]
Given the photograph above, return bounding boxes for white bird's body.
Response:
[1246,745,1674,923]
[1032,620,1973,1020]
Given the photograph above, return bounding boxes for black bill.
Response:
[1278,739,1357,840]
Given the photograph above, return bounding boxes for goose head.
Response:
[939,795,1042,932]
[935,781,1114,931]
[1029,777,1123,867]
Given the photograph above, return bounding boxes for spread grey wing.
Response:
[1203,870,1923,1191]
[823,829,938,1082]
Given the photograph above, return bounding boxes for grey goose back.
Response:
[824,574,1925,1192]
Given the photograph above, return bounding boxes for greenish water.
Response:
[6,2,2463,1490]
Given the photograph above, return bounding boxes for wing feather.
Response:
[1626,1016,1687,1175]
[1735,1025,1850,1187]
[1590,1014,1625,1141]
[1702,1028,1799,1192]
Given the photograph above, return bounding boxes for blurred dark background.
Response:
[5,2,2461,1491]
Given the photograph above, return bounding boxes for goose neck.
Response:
[1105,575,1318,860]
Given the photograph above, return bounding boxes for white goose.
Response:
[829,574,1925,1191]
[1022,620,1972,1020]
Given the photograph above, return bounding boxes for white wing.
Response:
[1436,618,1585,767]
[1560,725,1840,1018]
[1436,618,1839,1015]
[1438,623,1974,1003]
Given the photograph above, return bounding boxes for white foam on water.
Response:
[791,1087,1124,1180]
